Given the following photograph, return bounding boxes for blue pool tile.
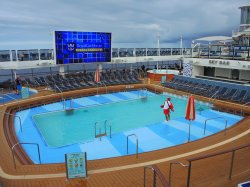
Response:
[73,97,99,107]
[120,92,139,99]
[79,138,121,160]
[124,127,174,152]
[89,95,113,104]
[41,102,64,111]
[107,92,129,100]
[148,121,196,144]
[64,99,81,109]
[107,133,128,155]
[102,94,124,102]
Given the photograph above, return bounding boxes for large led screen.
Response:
[54,31,111,64]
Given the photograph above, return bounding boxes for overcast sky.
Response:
[0,0,249,50]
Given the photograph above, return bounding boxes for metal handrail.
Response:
[0,111,22,132]
[69,97,74,109]
[55,85,64,109]
[126,134,138,158]
[96,83,99,95]
[169,162,189,186]
[94,122,101,139]
[204,117,227,135]
[100,82,108,94]
[144,165,170,187]
[186,143,250,187]
[209,90,219,103]
[241,101,250,116]
[11,142,41,169]
[104,120,112,138]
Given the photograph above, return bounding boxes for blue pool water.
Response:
[14,90,243,164]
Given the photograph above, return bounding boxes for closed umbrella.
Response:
[185,95,196,142]
[94,67,100,83]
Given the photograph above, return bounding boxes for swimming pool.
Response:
[15,90,242,164]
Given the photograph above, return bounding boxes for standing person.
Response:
[161,97,174,122]
[15,77,22,95]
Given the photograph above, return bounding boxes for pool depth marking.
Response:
[0,128,249,179]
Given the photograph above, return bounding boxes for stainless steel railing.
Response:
[126,134,138,158]
[11,142,41,169]
[241,101,250,116]
[204,117,227,135]
[168,162,189,186]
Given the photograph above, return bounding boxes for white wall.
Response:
[240,70,250,80]
[184,58,250,71]
[215,68,231,78]
[192,65,204,77]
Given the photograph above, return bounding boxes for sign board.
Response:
[161,76,166,83]
[21,87,30,99]
[65,152,87,179]
[54,31,111,64]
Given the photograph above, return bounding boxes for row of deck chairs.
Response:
[162,76,250,104]
[20,70,141,92]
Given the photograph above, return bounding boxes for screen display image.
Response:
[55,31,111,64]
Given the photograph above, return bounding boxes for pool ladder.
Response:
[63,97,74,112]
[95,120,112,140]
[139,88,148,100]
[127,134,139,158]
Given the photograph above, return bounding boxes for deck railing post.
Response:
[144,167,146,187]
[229,150,235,180]
[186,161,192,187]
[169,162,189,186]
[153,169,156,187]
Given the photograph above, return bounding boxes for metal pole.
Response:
[188,121,191,142]
[186,161,192,187]
[204,121,207,135]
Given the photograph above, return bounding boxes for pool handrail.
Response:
[208,90,219,103]
[169,162,189,187]
[55,85,64,109]
[126,134,138,158]
[144,165,170,187]
[11,142,41,169]
[96,82,108,95]
[104,120,112,138]
[94,122,101,139]
[204,117,227,135]
[0,111,22,132]
[241,101,250,116]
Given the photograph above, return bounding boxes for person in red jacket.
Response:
[161,97,174,121]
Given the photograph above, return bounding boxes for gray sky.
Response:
[0,0,249,50]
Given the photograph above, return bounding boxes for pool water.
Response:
[33,94,209,147]
[14,90,242,164]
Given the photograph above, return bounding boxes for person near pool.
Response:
[15,77,22,95]
[161,97,174,121]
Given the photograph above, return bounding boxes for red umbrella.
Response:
[94,67,100,83]
[185,95,196,142]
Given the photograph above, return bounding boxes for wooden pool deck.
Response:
[0,84,249,187]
